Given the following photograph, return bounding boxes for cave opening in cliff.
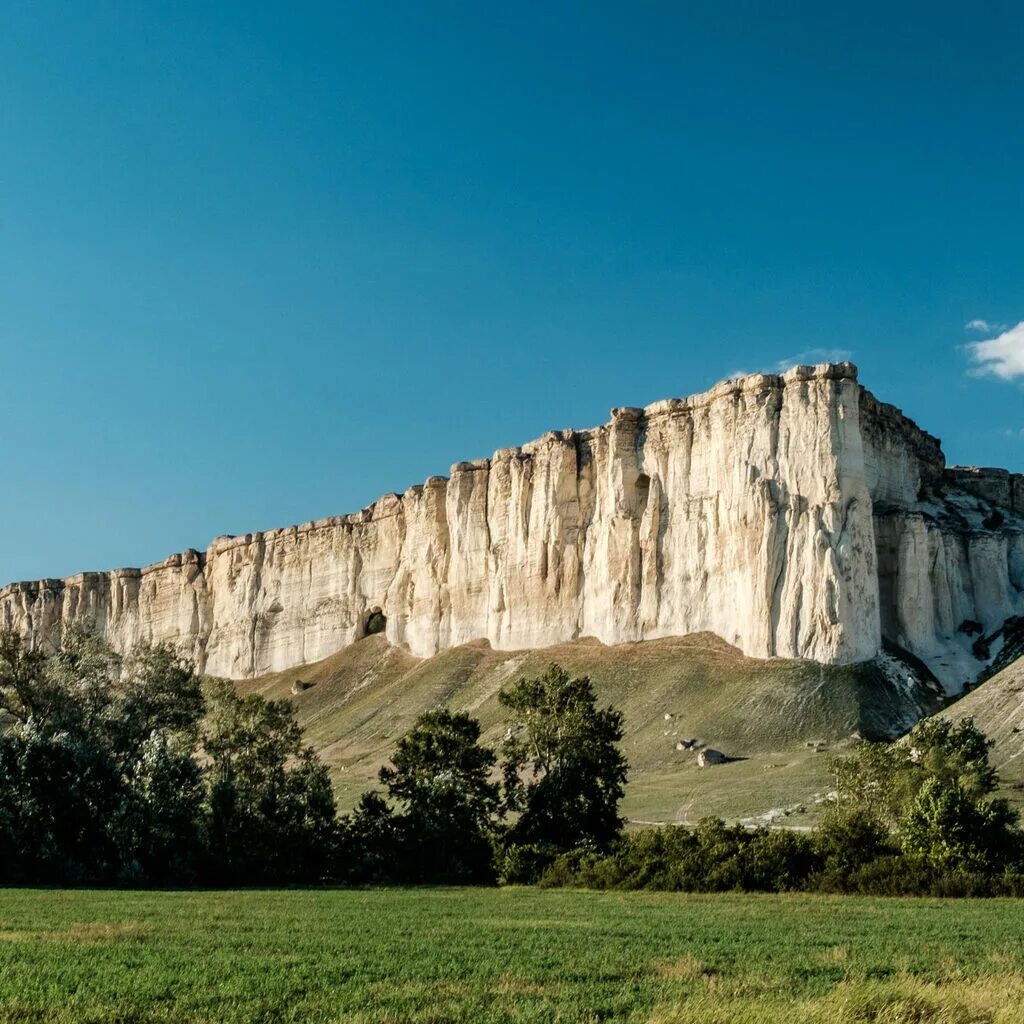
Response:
[365,608,386,636]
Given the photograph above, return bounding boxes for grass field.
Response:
[1,888,1023,1023]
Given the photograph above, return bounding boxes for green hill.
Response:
[239,633,942,827]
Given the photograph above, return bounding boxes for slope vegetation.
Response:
[240,633,941,826]
[939,648,1024,811]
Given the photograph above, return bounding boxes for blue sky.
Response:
[1,2,1022,583]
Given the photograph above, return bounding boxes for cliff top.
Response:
[0,362,978,594]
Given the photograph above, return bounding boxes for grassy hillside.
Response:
[1,887,1023,1023]
[239,633,941,826]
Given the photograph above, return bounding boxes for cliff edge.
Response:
[3,362,1022,690]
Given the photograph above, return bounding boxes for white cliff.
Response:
[2,362,1022,691]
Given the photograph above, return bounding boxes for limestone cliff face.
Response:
[2,363,1022,690]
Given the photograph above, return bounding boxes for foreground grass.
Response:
[0,889,1023,1022]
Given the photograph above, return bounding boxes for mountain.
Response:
[2,362,1022,698]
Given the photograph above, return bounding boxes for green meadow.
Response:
[0,888,1022,1023]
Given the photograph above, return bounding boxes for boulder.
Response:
[697,748,727,768]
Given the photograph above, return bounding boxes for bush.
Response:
[742,828,818,891]
[810,810,892,891]
[498,843,559,885]
[538,819,819,893]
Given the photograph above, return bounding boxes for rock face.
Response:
[2,363,1022,690]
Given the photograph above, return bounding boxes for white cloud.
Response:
[965,318,1003,332]
[967,321,1024,381]
[1004,427,1024,440]
[773,348,853,372]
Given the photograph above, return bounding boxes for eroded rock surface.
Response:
[3,363,1022,690]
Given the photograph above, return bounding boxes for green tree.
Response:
[0,630,206,883]
[378,707,500,884]
[499,664,627,854]
[0,630,338,886]
[0,718,123,882]
[337,791,402,884]
[903,717,999,800]
[115,732,206,883]
[828,717,1001,829]
[828,716,1019,880]
[201,678,337,883]
[0,630,55,725]
[0,628,119,735]
[107,643,205,758]
[901,777,1017,873]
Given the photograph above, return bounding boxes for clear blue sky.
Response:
[2,2,1022,584]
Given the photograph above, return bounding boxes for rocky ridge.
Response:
[2,362,1022,690]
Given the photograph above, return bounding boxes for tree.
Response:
[200,678,337,884]
[0,630,53,725]
[115,732,206,884]
[0,717,123,882]
[900,778,1017,873]
[828,715,1020,879]
[903,717,999,800]
[108,643,205,758]
[827,739,908,829]
[499,664,627,854]
[0,629,340,886]
[337,791,402,885]
[377,707,500,883]
[828,716,1001,830]
[0,628,119,735]
[0,632,131,881]
[0,630,211,883]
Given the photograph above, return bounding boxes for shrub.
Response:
[498,843,559,885]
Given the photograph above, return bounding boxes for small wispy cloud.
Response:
[773,348,853,372]
[1003,427,1024,440]
[967,321,1024,381]
[965,318,1006,333]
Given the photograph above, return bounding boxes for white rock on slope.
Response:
[2,362,1022,689]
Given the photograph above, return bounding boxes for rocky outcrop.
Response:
[873,495,1024,689]
[2,363,1022,691]
[943,467,1024,517]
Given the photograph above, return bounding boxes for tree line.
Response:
[1,628,1022,894]
[0,632,625,885]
